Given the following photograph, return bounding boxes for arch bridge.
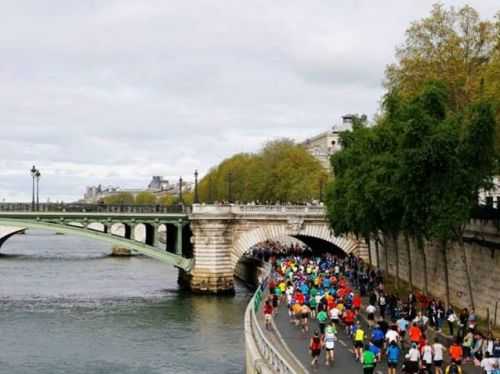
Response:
[0,203,366,293]
[0,203,193,271]
[186,204,366,294]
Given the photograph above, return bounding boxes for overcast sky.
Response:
[1,1,498,202]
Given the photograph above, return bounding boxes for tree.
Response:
[398,82,450,295]
[158,194,176,206]
[135,192,157,205]
[101,192,135,205]
[198,139,328,203]
[386,4,497,111]
[385,3,500,158]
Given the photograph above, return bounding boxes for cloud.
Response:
[0,0,498,201]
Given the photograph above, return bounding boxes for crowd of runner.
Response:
[251,240,309,262]
[262,252,500,374]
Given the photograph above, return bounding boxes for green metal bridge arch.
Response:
[0,203,193,271]
[0,218,192,271]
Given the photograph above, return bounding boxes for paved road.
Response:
[274,307,483,374]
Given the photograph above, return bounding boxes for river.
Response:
[0,230,251,374]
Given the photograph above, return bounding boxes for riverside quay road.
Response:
[250,252,494,374]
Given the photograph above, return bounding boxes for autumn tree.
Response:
[101,192,135,205]
[198,139,328,203]
[386,4,497,112]
[135,192,157,205]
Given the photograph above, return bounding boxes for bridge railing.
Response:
[192,203,326,215]
[244,277,305,374]
[0,203,190,214]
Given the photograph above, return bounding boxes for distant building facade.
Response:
[83,185,120,203]
[148,176,173,191]
[82,177,193,203]
[302,114,363,170]
[479,177,500,208]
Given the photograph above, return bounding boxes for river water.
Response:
[0,230,251,374]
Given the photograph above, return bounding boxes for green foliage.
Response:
[385,3,500,155]
[135,192,157,205]
[158,194,176,206]
[326,79,497,245]
[101,192,135,205]
[198,139,329,203]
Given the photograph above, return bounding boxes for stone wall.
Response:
[373,225,500,319]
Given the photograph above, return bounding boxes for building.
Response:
[478,177,500,207]
[82,185,120,203]
[148,176,173,191]
[82,177,194,203]
[302,114,363,170]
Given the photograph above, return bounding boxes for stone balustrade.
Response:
[192,203,326,216]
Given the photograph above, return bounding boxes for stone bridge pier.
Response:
[181,204,365,294]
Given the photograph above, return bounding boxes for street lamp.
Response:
[35,170,41,211]
[319,179,324,203]
[227,171,233,203]
[30,165,37,211]
[194,170,199,204]
[178,177,183,205]
[208,175,213,203]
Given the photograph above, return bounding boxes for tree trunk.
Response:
[458,235,475,310]
[416,235,429,295]
[404,233,413,291]
[365,235,373,269]
[383,235,390,277]
[392,233,400,291]
[375,237,381,269]
[440,239,451,307]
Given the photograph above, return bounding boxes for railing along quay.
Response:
[0,203,189,214]
[244,278,305,374]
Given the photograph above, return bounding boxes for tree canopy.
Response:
[326,78,497,303]
[385,4,500,155]
[197,139,329,203]
[101,192,135,205]
[135,191,157,205]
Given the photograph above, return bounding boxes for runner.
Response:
[309,330,322,369]
[405,342,421,374]
[386,340,401,374]
[366,303,377,328]
[432,338,446,374]
[408,322,423,345]
[263,299,273,331]
[421,339,433,374]
[361,343,377,374]
[449,338,464,364]
[316,306,328,335]
[300,303,311,335]
[323,323,337,366]
[444,361,463,374]
[353,321,365,361]
[343,307,355,336]
[481,352,498,374]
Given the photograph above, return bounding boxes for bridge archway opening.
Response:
[231,224,359,273]
[234,237,308,286]
[292,235,347,258]
[142,223,155,246]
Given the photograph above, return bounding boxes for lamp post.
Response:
[178,177,183,205]
[194,170,199,204]
[319,179,324,203]
[30,165,37,211]
[208,175,213,203]
[227,171,233,203]
[35,170,41,211]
